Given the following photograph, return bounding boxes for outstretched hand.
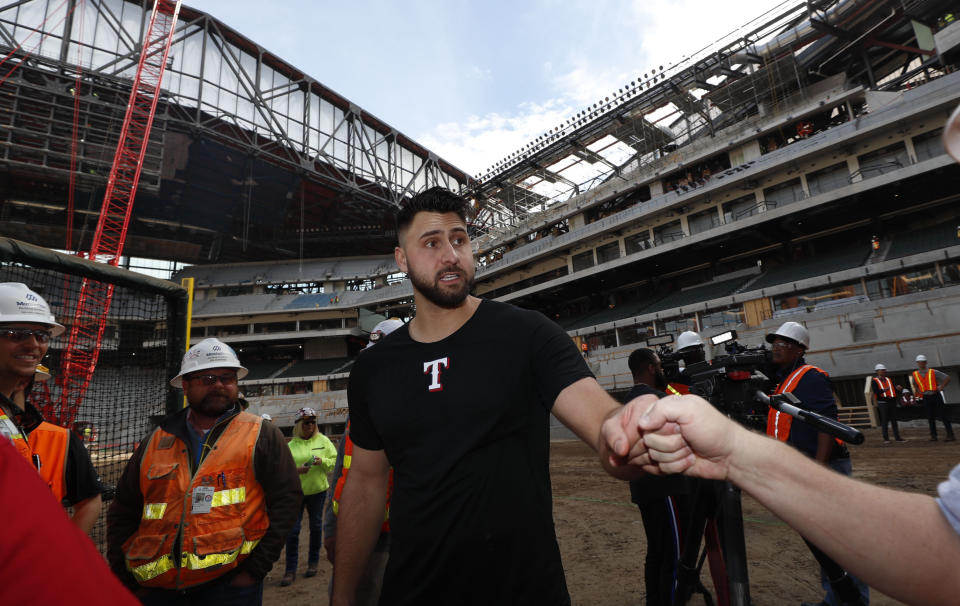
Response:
[637,394,745,480]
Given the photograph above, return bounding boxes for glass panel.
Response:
[572,251,595,272]
[701,305,744,329]
[722,194,761,222]
[596,241,620,263]
[688,208,720,235]
[653,220,684,245]
[618,323,654,346]
[625,230,651,255]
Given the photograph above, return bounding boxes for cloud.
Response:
[417,0,788,177]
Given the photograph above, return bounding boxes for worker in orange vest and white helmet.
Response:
[910,354,955,441]
[667,330,707,395]
[764,321,869,606]
[323,317,404,606]
[107,337,303,602]
[871,363,903,444]
[0,282,103,535]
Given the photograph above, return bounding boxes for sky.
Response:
[187,0,793,176]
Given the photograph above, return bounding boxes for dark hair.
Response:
[628,348,658,374]
[396,187,469,241]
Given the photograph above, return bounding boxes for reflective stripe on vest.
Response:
[122,412,268,590]
[666,384,687,395]
[767,365,823,442]
[0,412,30,460]
[873,377,896,399]
[913,369,937,393]
[128,542,260,584]
[142,487,246,520]
[331,422,391,532]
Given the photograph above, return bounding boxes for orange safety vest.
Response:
[873,376,896,399]
[331,423,391,533]
[121,412,269,589]
[666,383,688,395]
[0,412,69,503]
[767,365,832,442]
[912,369,938,394]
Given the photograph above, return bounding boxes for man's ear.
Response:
[395,246,408,273]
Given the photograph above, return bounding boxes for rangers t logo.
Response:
[423,357,449,392]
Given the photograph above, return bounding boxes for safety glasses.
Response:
[185,372,238,386]
[0,328,53,344]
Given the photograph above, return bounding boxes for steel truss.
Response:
[0,0,469,252]
[468,0,950,240]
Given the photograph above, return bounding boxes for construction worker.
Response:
[668,330,707,395]
[0,282,103,534]
[323,317,404,605]
[280,406,337,587]
[911,354,955,441]
[871,363,903,443]
[764,321,868,606]
[625,347,693,606]
[107,338,302,604]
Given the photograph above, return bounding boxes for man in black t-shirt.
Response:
[332,188,658,606]
[626,348,693,606]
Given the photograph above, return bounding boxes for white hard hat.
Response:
[0,283,65,336]
[765,321,810,349]
[170,338,248,387]
[676,331,704,351]
[260,413,273,422]
[945,103,960,164]
[295,407,317,422]
[366,317,404,348]
[874,363,886,371]
[916,354,927,362]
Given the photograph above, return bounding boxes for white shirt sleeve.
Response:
[936,463,960,536]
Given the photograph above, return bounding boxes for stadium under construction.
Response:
[3,0,960,441]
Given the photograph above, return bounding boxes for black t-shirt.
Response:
[349,299,593,605]
[64,429,103,506]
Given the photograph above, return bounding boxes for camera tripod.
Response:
[669,391,865,606]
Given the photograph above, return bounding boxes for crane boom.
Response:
[53,0,182,426]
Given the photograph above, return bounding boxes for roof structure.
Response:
[467,0,952,241]
[0,0,471,263]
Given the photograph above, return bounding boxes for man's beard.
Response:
[190,392,234,418]
[653,372,668,391]
[408,264,475,309]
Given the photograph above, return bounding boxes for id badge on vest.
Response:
[192,486,215,514]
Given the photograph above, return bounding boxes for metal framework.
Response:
[0,0,470,260]
[467,0,950,241]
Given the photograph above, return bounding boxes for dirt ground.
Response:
[264,422,957,605]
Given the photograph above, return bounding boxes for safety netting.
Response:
[0,237,186,552]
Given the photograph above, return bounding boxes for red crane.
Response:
[52,0,182,426]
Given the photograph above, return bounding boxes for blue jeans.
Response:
[285,491,325,574]
[140,576,264,606]
[820,458,870,606]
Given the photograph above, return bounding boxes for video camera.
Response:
[647,333,701,385]
[683,330,774,430]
